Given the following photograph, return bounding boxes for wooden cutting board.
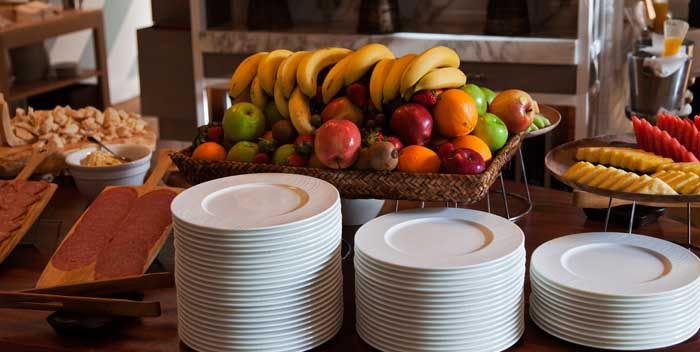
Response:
[0,149,58,264]
[35,149,182,289]
[0,94,158,177]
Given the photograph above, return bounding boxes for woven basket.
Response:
[171,132,524,203]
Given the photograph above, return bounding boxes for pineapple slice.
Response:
[656,162,700,175]
[652,170,700,194]
[575,147,672,173]
[563,161,677,195]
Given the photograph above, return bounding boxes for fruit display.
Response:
[575,147,673,173]
[632,116,698,162]
[189,44,540,176]
[563,161,677,195]
[651,170,700,194]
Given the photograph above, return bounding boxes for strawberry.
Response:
[411,90,438,107]
[438,142,456,158]
[346,83,369,107]
[287,154,307,167]
[252,153,270,164]
[385,136,403,151]
[206,125,224,143]
[362,128,384,147]
[258,136,277,154]
[294,135,314,156]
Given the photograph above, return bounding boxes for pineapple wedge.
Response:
[652,170,700,194]
[656,162,700,175]
[563,161,677,195]
[576,147,673,173]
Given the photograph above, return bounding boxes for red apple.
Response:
[488,89,539,134]
[314,120,362,169]
[385,136,403,151]
[346,83,369,107]
[438,142,455,158]
[440,148,485,175]
[390,103,433,146]
[321,97,364,126]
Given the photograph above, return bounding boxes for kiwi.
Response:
[369,141,398,171]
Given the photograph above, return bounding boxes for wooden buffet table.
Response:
[0,177,698,351]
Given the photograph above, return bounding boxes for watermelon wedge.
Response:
[632,116,698,162]
[656,113,700,159]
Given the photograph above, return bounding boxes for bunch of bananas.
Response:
[228,44,467,135]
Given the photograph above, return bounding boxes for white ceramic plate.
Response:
[530,292,700,336]
[353,251,525,291]
[172,202,340,237]
[355,208,524,271]
[531,232,700,297]
[354,245,525,280]
[530,269,700,312]
[530,303,700,350]
[171,173,339,230]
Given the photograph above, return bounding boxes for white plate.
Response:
[355,208,524,271]
[172,202,340,237]
[179,310,342,352]
[172,212,340,249]
[354,245,525,280]
[174,224,340,261]
[171,173,339,230]
[353,251,525,291]
[354,261,524,300]
[530,303,700,350]
[357,319,523,352]
[175,269,342,306]
[530,266,700,305]
[530,293,700,336]
[531,232,700,297]
[531,285,700,319]
[531,269,700,312]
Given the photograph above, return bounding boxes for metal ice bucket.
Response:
[628,51,692,116]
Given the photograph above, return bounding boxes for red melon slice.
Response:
[657,113,700,159]
[632,116,698,162]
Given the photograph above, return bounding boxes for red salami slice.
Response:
[14,180,48,196]
[51,187,138,271]
[94,189,176,279]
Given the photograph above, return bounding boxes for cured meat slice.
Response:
[51,187,137,271]
[0,206,27,223]
[0,221,21,233]
[14,180,48,196]
[0,232,10,245]
[94,189,176,279]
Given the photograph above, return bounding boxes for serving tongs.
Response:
[0,272,173,317]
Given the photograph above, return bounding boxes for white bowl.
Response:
[65,144,152,200]
[340,198,384,225]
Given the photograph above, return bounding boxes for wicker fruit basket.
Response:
[170,132,524,203]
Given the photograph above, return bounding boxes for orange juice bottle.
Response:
[663,37,683,56]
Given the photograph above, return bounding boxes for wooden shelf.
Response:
[7,69,100,101]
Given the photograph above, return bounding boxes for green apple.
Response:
[481,87,497,105]
[222,102,265,142]
[461,84,487,115]
[263,101,285,126]
[272,144,296,165]
[227,141,259,162]
[472,113,508,152]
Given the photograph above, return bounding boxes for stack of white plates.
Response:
[354,208,526,352]
[530,232,700,350]
[170,173,343,352]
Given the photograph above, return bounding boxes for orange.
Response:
[451,135,492,162]
[433,89,478,137]
[398,145,441,174]
[192,142,227,161]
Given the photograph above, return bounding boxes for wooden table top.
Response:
[0,177,699,352]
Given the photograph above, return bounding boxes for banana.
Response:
[321,55,352,103]
[343,43,394,85]
[228,52,268,98]
[413,67,467,93]
[297,47,352,97]
[257,49,292,96]
[250,76,268,109]
[369,58,394,111]
[383,54,416,104]
[274,82,290,118]
[400,46,460,97]
[276,51,310,98]
[289,87,314,135]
